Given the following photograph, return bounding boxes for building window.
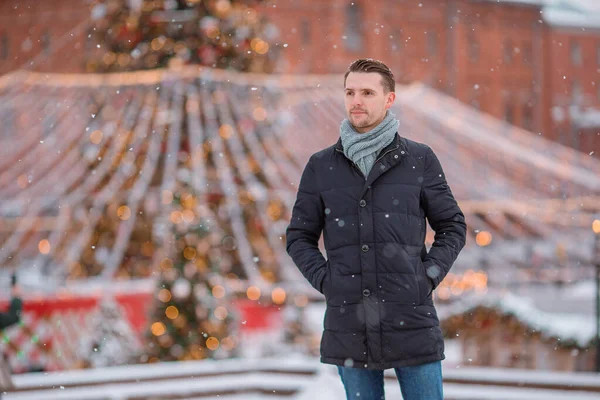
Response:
[523,102,534,131]
[558,129,567,145]
[523,41,533,65]
[572,80,583,104]
[390,29,402,52]
[427,31,437,57]
[503,38,514,64]
[571,40,582,66]
[468,30,479,63]
[504,100,514,124]
[41,30,51,55]
[301,19,311,45]
[1,34,8,60]
[85,28,95,56]
[470,87,481,110]
[344,2,363,52]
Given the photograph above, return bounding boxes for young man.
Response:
[286,59,466,400]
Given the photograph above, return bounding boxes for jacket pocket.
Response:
[415,257,433,304]
[320,263,331,296]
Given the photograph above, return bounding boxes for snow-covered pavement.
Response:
[4,356,600,400]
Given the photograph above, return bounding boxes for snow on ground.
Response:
[6,361,600,400]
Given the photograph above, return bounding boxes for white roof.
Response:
[482,0,600,28]
[544,6,600,29]
[440,290,596,348]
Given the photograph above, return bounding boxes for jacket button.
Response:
[359,199,366,207]
[361,244,370,252]
[362,289,371,297]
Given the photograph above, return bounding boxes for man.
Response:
[285,59,466,400]
[0,276,22,398]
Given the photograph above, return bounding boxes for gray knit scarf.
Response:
[340,110,399,178]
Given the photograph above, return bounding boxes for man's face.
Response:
[344,72,396,133]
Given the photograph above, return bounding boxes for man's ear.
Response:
[385,92,396,110]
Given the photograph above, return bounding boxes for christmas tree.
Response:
[87,0,279,73]
[142,190,239,363]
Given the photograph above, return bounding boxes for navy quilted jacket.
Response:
[286,133,466,369]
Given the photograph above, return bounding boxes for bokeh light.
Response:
[271,288,286,305]
[38,239,51,254]
[151,322,166,336]
[206,337,219,350]
[476,231,492,247]
[117,205,131,220]
[212,285,226,299]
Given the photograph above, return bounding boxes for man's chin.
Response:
[350,116,369,127]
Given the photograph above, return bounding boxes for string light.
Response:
[206,337,220,350]
[90,130,103,144]
[183,247,197,260]
[151,322,166,336]
[117,205,131,220]
[219,124,234,139]
[17,175,28,189]
[214,306,228,320]
[160,258,174,271]
[476,231,492,247]
[170,211,183,224]
[212,285,226,299]
[165,306,179,319]
[247,286,261,300]
[158,289,172,302]
[593,219,600,234]
[38,239,51,254]
[253,107,267,121]
[271,287,286,304]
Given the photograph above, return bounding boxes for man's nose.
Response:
[351,95,363,107]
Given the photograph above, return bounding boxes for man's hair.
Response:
[344,58,395,93]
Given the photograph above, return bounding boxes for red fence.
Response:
[0,288,282,372]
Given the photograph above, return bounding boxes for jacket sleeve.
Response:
[285,157,328,293]
[0,297,23,330]
[421,147,467,289]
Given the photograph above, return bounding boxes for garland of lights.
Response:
[199,86,264,285]
[64,92,158,277]
[102,83,175,278]
[226,87,299,281]
[0,69,598,289]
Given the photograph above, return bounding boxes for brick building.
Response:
[0,0,90,74]
[542,4,600,154]
[0,0,598,155]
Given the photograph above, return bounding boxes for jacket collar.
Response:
[335,132,409,191]
[334,132,408,158]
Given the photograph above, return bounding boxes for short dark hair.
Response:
[344,58,395,93]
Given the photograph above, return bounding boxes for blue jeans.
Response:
[337,361,443,400]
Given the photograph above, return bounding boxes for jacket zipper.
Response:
[374,144,400,164]
[335,144,402,179]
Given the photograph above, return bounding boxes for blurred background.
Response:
[0,0,600,399]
